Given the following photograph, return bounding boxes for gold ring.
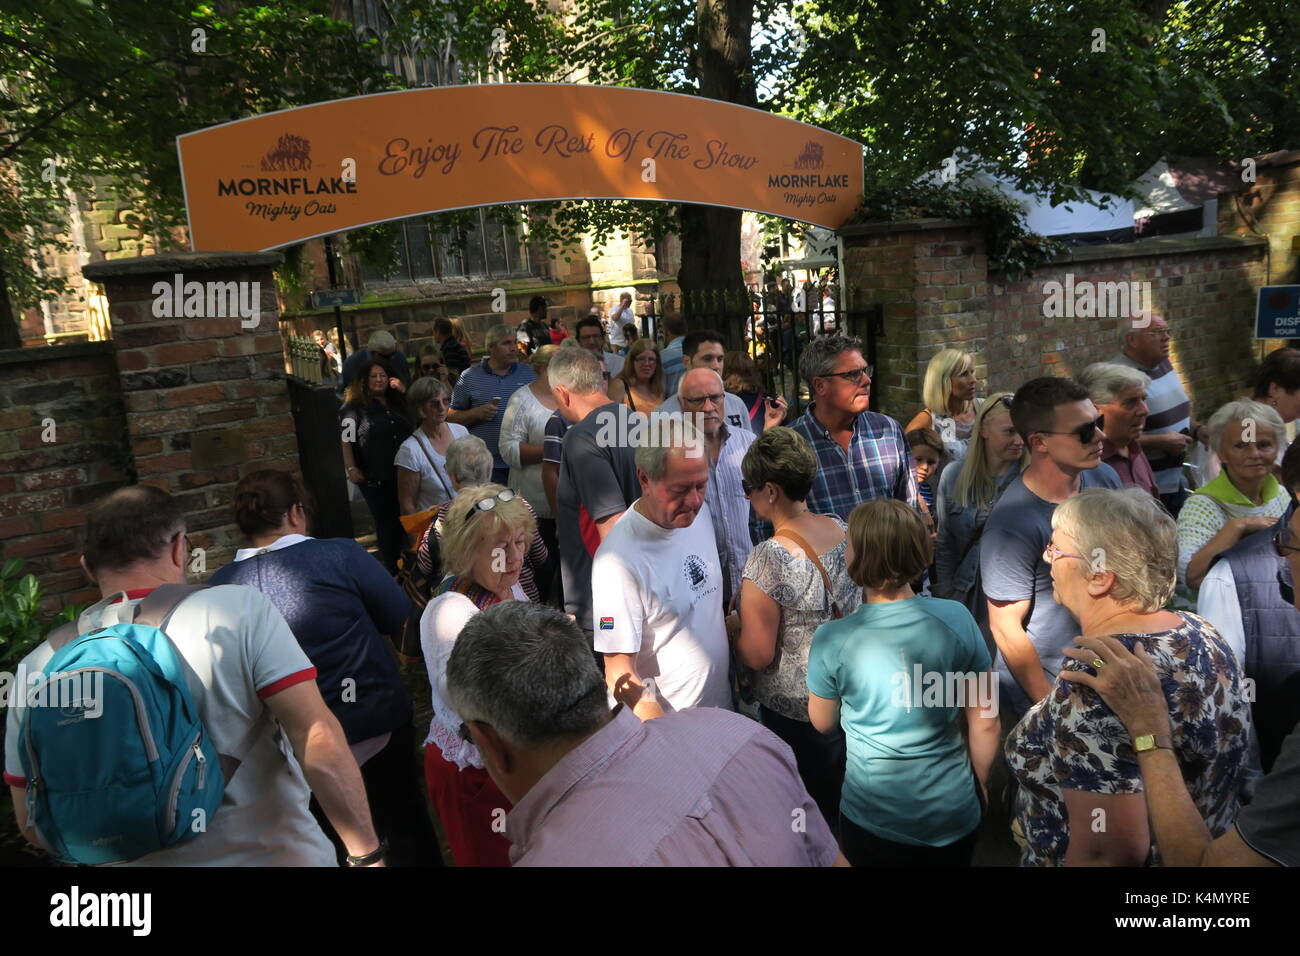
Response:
[1092,658,1106,669]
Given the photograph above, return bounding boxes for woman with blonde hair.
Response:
[420,483,536,866]
[607,337,666,414]
[906,349,981,462]
[933,392,1025,616]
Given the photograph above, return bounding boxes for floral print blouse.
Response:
[1005,612,1249,866]
[741,518,862,721]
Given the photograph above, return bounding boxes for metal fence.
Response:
[638,290,884,417]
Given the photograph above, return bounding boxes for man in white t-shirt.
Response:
[592,417,732,717]
[4,486,382,867]
[607,292,634,350]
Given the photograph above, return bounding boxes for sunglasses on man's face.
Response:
[818,365,873,385]
[421,363,443,373]
[1038,415,1104,445]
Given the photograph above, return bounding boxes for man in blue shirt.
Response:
[981,377,1122,715]
[788,334,917,522]
[660,313,687,395]
[449,323,536,486]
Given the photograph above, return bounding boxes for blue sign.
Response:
[1256,285,1300,338]
[310,288,362,309]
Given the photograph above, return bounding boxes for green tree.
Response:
[0,0,390,346]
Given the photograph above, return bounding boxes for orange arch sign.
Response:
[178,84,864,251]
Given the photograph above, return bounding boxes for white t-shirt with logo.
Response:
[4,585,336,867]
[591,502,732,712]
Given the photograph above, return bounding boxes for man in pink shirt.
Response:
[446,601,846,867]
[1081,362,1160,498]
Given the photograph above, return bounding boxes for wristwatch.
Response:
[1133,733,1173,754]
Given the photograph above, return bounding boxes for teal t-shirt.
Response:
[807,596,993,847]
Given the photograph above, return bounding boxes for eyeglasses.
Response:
[465,488,516,522]
[682,392,724,408]
[741,480,754,497]
[1042,541,1086,564]
[817,365,873,384]
[1274,526,1300,558]
[420,363,443,373]
[1038,415,1104,445]
[1138,329,1172,339]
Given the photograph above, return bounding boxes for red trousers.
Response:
[423,742,513,867]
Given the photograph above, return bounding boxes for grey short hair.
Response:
[484,323,514,346]
[547,346,604,395]
[1052,488,1176,612]
[367,329,396,351]
[446,602,609,748]
[444,435,493,484]
[1078,363,1150,406]
[798,333,864,388]
[407,376,452,423]
[634,414,703,480]
[1207,399,1284,454]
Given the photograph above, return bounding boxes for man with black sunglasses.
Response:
[980,377,1122,717]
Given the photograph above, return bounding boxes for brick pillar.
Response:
[842,220,989,423]
[82,251,296,572]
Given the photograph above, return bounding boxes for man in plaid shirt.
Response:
[788,335,918,521]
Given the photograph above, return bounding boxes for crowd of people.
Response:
[5,299,1299,869]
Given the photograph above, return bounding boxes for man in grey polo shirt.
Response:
[449,323,536,486]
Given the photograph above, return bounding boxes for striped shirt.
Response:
[789,404,919,521]
[1112,353,1191,494]
[705,422,757,603]
[542,409,569,465]
[507,705,840,866]
[450,358,536,472]
[661,336,686,395]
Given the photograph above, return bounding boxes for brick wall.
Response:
[1218,153,1300,287]
[83,251,300,579]
[843,220,1269,426]
[0,342,132,610]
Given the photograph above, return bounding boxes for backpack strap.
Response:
[132,583,209,630]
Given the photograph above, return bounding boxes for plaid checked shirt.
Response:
[788,403,919,521]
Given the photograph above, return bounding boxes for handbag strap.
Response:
[774,526,843,619]
[414,429,455,501]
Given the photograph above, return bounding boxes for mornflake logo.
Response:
[50,886,151,936]
[152,273,260,328]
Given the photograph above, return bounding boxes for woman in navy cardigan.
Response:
[210,469,442,867]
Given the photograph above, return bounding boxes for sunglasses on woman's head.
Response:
[466,488,516,521]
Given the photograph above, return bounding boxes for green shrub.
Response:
[0,558,83,681]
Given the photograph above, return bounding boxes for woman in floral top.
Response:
[1007,488,1250,866]
[732,427,861,830]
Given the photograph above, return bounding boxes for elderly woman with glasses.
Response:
[395,377,468,529]
[414,435,549,605]
[1006,487,1250,866]
[420,484,536,866]
[1178,400,1288,590]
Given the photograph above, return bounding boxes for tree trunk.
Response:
[0,261,22,350]
[676,0,756,341]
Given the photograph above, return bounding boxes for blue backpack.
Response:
[18,585,227,865]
